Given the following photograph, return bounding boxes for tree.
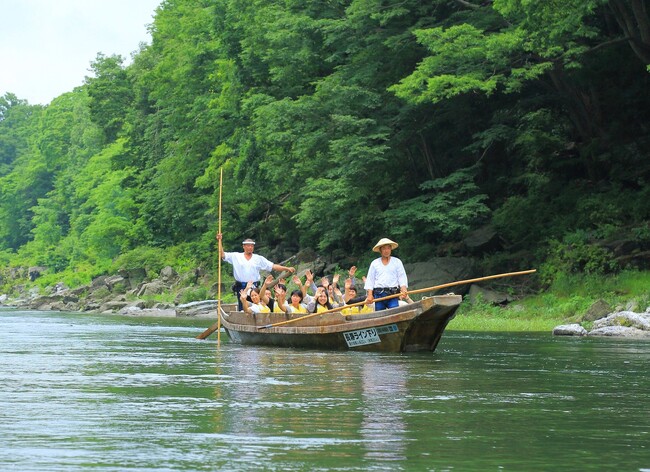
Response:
[85,54,134,142]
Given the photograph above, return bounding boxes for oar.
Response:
[257,269,536,330]
[196,168,224,341]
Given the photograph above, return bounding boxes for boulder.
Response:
[463,224,502,254]
[582,299,612,322]
[592,311,650,331]
[176,300,219,317]
[588,326,650,337]
[175,300,238,318]
[552,324,588,336]
[105,275,127,293]
[137,280,169,297]
[91,275,109,288]
[28,266,47,282]
[468,284,513,305]
[118,268,147,288]
[405,257,477,295]
[99,301,129,312]
[160,266,178,284]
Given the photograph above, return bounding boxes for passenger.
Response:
[272,285,288,314]
[239,282,271,315]
[272,283,288,313]
[217,232,295,310]
[364,237,408,311]
[291,270,315,307]
[311,286,335,313]
[347,265,361,288]
[281,289,309,314]
[260,274,286,312]
[259,274,274,308]
[300,269,318,295]
[342,281,373,315]
[328,273,345,306]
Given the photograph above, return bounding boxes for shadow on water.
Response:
[1,310,649,471]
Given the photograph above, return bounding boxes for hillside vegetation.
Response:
[1,0,650,305]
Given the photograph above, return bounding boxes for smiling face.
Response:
[317,291,329,305]
[250,289,261,304]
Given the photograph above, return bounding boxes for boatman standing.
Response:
[217,233,296,310]
[364,238,408,311]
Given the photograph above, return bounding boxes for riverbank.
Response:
[453,269,650,332]
[3,267,650,335]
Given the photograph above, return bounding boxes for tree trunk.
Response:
[608,0,650,64]
[546,65,607,181]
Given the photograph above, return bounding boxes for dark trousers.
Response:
[373,288,399,311]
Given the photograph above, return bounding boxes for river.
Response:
[1,309,649,471]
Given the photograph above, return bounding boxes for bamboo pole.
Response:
[258,269,536,330]
[196,168,224,341]
[217,168,223,345]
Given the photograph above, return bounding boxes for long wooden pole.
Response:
[217,168,223,345]
[258,269,536,330]
[196,168,224,341]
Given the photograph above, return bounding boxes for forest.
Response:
[1,0,650,293]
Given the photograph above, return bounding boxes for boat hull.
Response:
[220,295,462,353]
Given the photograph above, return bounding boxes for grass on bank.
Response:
[450,269,650,332]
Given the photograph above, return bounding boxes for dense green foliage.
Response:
[1,0,650,287]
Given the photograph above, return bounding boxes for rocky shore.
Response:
[3,260,650,338]
[0,265,224,319]
[553,308,650,338]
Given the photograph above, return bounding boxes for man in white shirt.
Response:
[217,233,295,309]
[364,238,408,311]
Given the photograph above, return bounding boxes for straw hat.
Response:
[372,238,398,252]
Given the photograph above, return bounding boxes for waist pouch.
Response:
[373,287,399,297]
[232,281,260,292]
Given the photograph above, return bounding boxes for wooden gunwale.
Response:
[220,295,462,334]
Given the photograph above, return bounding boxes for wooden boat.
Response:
[219,294,463,353]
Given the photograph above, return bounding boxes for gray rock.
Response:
[176,300,237,318]
[582,299,612,322]
[105,275,127,292]
[405,257,477,295]
[91,275,109,288]
[463,224,502,253]
[176,300,218,317]
[160,266,178,284]
[137,280,168,297]
[28,266,47,281]
[588,326,650,338]
[99,301,129,312]
[553,324,588,336]
[592,311,650,331]
[468,284,513,305]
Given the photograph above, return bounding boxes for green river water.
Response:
[1,309,649,471]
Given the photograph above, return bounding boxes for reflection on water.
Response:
[1,310,650,471]
[360,358,408,463]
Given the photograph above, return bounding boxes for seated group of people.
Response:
[239,266,412,316]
